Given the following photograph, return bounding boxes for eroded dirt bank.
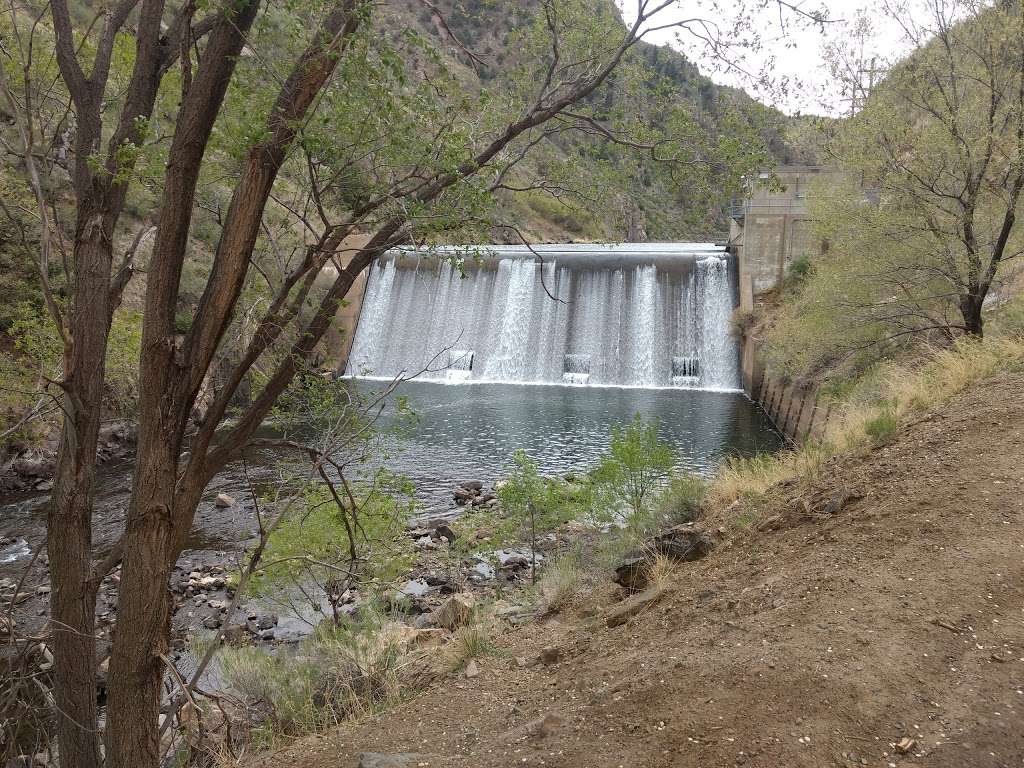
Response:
[258,373,1024,768]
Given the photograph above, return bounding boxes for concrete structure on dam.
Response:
[326,165,843,441]
[730,165,848,442]
[728,165,837,296]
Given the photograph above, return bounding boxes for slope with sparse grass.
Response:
[250,343,1024,768]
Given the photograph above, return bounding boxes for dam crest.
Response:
[344,243,740,391]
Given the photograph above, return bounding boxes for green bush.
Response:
[249,473,415,623]
[495,450,585,583]
[863,406,898,443]
[592,413,676,521]
[654,473,707,526]
[784,253,813,286]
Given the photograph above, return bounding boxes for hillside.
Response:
[258,371,1024,768]
[400,0,812,241]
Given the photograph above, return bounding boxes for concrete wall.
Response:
[746,358,831,444]
[736,266,829,444]
[730,166,839,296]
[321,233,372,371]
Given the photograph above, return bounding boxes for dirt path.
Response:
[260,373,1024,768]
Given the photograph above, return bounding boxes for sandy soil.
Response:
[257,373,1024,768]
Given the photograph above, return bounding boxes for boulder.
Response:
[459,480,484,492]
[539,646,561,665]
[470,561,495,581]
[453,487,476,504]
[464,659,480,678]
[398,579,430,599]
[410,628,446,648]
[423,572,450,587]
[613,557,649,592]
[818,488,861,515]
[650,524,714,563]
[433,523,458,543]
[432,593,475,630]
[214,493,235,508]
[197,575,225,590]
[606,585,666,628]
[12,452,52,478]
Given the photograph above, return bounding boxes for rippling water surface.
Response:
[379,380,782,515]
[0,381,781,577]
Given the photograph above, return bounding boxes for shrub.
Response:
[710,442,834,508]
[645,552,675,589]
[496,450,583,583]
[784,253,812,286]
[248,474,415,624]
[218,608,406,742]
[863,406,898,443]
[536,554,582,615]
[445,618,497,671]
[654,473,706,526]
[592,413,676,520]
[730,307,757,339]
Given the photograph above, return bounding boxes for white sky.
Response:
[619,0,924,116]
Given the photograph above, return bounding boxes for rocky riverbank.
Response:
[2,475,568,695]
[0,421,135,493]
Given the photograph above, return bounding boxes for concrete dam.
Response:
[343,243,741,391]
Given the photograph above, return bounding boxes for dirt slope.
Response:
[261,373,1024,768]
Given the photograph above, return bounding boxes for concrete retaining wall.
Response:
[321,233,372,371]
[735,264,829,445]
[748,365,830,444]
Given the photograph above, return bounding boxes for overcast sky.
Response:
[619,0,924,116]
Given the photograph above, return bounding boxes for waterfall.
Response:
[345,244,741,390]
[345,259,396,375]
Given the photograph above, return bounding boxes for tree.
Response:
[767,0,1024,380]
[843,2,1019,333]
[592,413,675,520]
[495,450,568,584]
[0,1,807,765]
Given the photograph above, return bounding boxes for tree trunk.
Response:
[961,294,985,337]
[47,224,115,768]
[103,432,180,766]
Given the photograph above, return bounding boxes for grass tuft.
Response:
[445,616,498,671]
[536,555,582,614]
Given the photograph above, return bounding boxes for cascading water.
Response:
[344,243,741,390]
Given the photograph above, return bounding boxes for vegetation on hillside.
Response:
[711,334,1024,517]
[764,0,1024,382]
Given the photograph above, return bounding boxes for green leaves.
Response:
[592,413,675,520]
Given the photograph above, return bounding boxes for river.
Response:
[0,380,781,589]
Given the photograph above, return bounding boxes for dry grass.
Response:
[216,613,408,745]
[711,337,1024,509]
[536,556,582,614]
[710,442,833,508]
[645,552,675,589]
[444,616,497,671]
